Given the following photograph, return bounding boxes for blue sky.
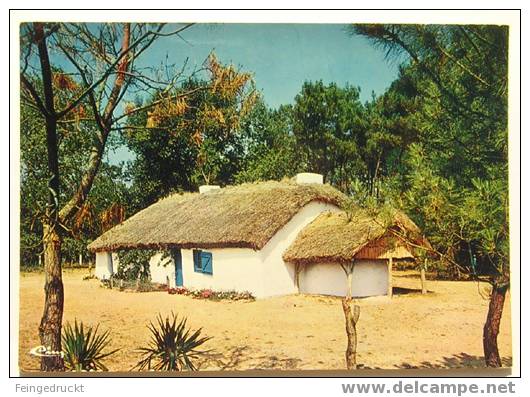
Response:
[109,23,400,164]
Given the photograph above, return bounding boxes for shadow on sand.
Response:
[392,286,434,296]
[199,345,302,371]
[361,352,512,370]
[201,347,512,372]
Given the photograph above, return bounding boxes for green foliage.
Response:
[235,101,303,183]
[134,313,211,371]
[19,83,130,268]
[352,25,509,281]
[122,57,256,211]
[115,249,161,281]
[20,232,42,269]
[62,320,118,371]
[292,81,366,190]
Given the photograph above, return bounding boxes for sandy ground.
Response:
[18,269,512,372]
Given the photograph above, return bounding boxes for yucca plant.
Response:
[134,313,211,371]
[62,320,119,371]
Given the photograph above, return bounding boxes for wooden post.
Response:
[420,258,427,294]
[78,253,83,268]
[340,261,359,370]
[342,297,360,369]
[347,268,353,298]
[387,257,393,298]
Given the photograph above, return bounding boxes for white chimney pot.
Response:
[295,173,323,184]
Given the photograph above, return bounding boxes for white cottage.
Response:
[88,174,428,298]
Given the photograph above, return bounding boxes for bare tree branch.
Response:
[20,75,48,116]
[56,23,195,119]
[111,86,205,125]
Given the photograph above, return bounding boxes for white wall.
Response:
[259,203,341,297]
[169,202,340,298]
[181,248,265,297]
[149,252,175,287]
[95,251,113,279]
[299,260,389,297]
[95,251,120,279]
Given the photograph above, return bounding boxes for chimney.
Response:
[199,185,221,194]
[295,173,323,184]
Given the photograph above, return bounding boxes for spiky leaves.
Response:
[62,320,118,371]
[134,313,211,371]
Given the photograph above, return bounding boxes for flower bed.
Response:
[167,286,255,301]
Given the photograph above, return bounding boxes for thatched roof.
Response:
[283,209,429,264]
[88,180,346,252]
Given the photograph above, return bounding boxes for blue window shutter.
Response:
[193,250,202,272]
[201,251,213,274]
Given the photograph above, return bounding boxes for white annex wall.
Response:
[299,260,389,297]
[259,202,341,297]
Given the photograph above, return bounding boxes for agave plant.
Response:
[62,320,119,371]
[134,312,211,371]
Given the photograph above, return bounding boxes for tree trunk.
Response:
[342,297,360,370]
[420,267,427,294]
[39,223,65,371]
[34,23,65,371]
[483,283,508,367]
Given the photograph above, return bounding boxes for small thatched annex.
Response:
[88,173,429,298]
[283,210,428,297]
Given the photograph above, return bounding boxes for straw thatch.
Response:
[88,180,346,252]
[283,209,429,264]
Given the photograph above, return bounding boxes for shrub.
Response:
[192,288,255,301]
[115,249,157,281]
[62,320,119,371]
[134,313,211,371]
